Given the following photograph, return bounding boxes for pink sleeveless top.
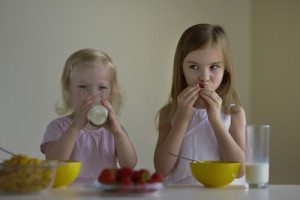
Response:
[40,116,117,183]
[167,108,244,185]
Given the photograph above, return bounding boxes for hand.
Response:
[102,100,123,135]
[175,85,201,121]
[199,87,222,122]
[72,95,95,130]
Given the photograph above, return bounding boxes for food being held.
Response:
[0,154,56,193]
[198,82,205,88]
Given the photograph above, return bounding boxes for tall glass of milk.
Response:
[245,125,270,188]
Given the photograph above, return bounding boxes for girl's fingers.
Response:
[102,100,113,112]
[200,89,219,102]
[102,100,118,122]
[200,93,214,105]
[187,93,199,105]
[178,86,200,103]
[179,86,199,98]
[200,90,222,111]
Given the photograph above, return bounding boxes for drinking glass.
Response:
[245,125,270,188]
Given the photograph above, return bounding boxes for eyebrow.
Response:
[185,60,223,65]
[72,80,108,85]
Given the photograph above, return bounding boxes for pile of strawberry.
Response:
[98,167,165,185]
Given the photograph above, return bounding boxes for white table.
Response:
[0,184,299,200]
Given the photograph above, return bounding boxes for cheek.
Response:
[69,89,82,107]
[183,71,197,86]
[212,73,224,87]
[103,90,111,100]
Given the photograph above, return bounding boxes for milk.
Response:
[246,163,269,184]
[87,105,108,127]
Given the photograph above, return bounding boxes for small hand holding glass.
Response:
[101,100,123,135]
[73,95,95,130]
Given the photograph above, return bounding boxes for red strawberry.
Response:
[117,176,133,193]
[140,169,151,181]
[132,169,151,183]
[98,168,116,184]
[198,83,205,88]
[132,170,141,182]
[119,177,133,185]
[116,167,134,182]
[150,172,165,182]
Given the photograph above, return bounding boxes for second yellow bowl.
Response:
[190,160,240,188]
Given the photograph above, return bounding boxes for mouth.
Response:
[198,83,206,88]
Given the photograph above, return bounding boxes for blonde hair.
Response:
[56,48,123,116]
[158,24,241,124]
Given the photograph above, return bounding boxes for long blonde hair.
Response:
[56,48,123,116]
[158,24,241,125]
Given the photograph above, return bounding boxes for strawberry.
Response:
[98,168,116,184]
[198,83,205,88]
[140,169,151,181]
[116,167,134,182]
[132,170,141,183]
[119,177,133,185]
[131,169,151,184]
[118,176,133,193]
[150,172,165,182]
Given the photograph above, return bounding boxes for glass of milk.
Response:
[87,96,108,128]
[245,125,270,188]
[81,90,108,128]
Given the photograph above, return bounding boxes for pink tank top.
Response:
[40,116,117,183]
[167,108,244,185]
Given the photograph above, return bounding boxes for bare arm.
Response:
[154,86,200,176]
[45,95,94,160]
[200,89,246,178]
[112,127,137,168]
[209,106,246,177]
[102,100,137,168]
[44,124,81,160]
[154,107,189,176]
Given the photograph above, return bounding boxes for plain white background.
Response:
[1,0,300,185]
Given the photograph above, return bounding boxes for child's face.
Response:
[182,45,225,91]
[69,61,111,112]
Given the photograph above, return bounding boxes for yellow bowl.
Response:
[53,161,81,188]
[190,160,240,188]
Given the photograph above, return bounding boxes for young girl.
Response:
[40,48,137,183]
[154,24,246,184]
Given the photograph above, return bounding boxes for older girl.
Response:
[154,24,246,184]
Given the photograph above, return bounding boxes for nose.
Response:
[199,69,210,83]
[84,86,101,97]
[90,87,100,96]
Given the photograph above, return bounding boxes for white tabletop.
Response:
[0,184,299,200]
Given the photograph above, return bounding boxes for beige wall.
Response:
[0,0,252,175]
[0,0,251,171]
[3,0,299,185]
[252,0,300,184]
